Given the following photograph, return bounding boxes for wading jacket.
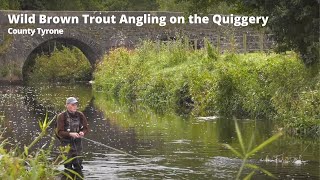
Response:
[57,111,89,140]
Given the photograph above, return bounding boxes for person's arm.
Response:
[79,112,89,135]
[57,112,71,138]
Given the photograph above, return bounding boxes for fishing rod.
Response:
[49,112,142,162]
[82,137,188,180]
[50,113,143,162]
[82,137,148,163]
[51,112,187,179]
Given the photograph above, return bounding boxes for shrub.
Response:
[94,40,319,136]
[0,114,79,179]
[27,46,92,83]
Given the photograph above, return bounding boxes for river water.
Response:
[0,83,319,179]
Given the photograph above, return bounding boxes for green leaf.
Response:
[60,170,74,180]
[247,132,282,157]
[64,168,84,180]
[260,168,276,179]
[24,145,28,156]
[246,131,255,153]
[244,171,256,180]
[38,120,43,130]
[246,164,277,179]
[48,115,56,127]
[223,144,244,158]
[62,156,78,165]
[234,119,246,154]
[63,156,83,165]
[43,112,48,130]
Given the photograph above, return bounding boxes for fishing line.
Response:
[300,143,311,156]
[51,113,187,179]
[50,113,138,161]
[82,137,188,179]
[82,137,148,163]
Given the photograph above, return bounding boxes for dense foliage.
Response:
[0,0,159,11]
[179,0,319,66]
[1,0,317,65]
[27,46,92,83]
[0,0,231,12]
[94,41,319,136]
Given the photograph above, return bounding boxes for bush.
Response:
[0,34,13,56]
[213,53,308,118]
[0,66,9,78]
[94,40,319,136]
[0,114,77,179]
[27,46,92,83]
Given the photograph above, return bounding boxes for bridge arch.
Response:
[22,35,104,81]
[0,11,274,82]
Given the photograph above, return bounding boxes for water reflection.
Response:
[0,84,319,179]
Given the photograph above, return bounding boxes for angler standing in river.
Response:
[56,97,89,171]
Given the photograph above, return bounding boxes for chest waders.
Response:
[61,111,84,170]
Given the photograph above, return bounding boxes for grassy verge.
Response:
[93,40,320,137]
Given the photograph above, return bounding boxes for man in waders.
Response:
[57,97,89,170]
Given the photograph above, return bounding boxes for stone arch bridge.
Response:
[0,11,274,82]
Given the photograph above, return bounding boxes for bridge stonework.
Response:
[0,11,274,82]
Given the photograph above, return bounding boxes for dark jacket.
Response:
[57,111,89,139]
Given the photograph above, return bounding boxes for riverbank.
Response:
[93,40,320,137]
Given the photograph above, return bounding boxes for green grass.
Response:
[93,40,320,137]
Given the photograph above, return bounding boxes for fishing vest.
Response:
[64,111,83,134]
[60,111,84,152]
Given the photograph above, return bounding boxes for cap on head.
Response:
[66,97,78,105]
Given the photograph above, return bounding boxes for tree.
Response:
[18,0,106,11]
[156,0,190,12]
[178,0,320,66]
[0,0,20,10]
[176,0,234,14]
[105,0,159,11]
[0,0,9,9]
[20,0,45,10]
[237,0,319,66]
[81,0,105,11]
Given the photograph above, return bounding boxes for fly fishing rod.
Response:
[50,112,144,163]
[82,137,188,179]
[51,112,187,179]
[82,137,148,163]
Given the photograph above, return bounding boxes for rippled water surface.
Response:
[0,84,319,179]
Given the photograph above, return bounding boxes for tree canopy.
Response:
[1,0,318,65]
[0,0,159,11]
[177,0,319,66]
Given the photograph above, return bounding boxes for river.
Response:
[0,83,319,179]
